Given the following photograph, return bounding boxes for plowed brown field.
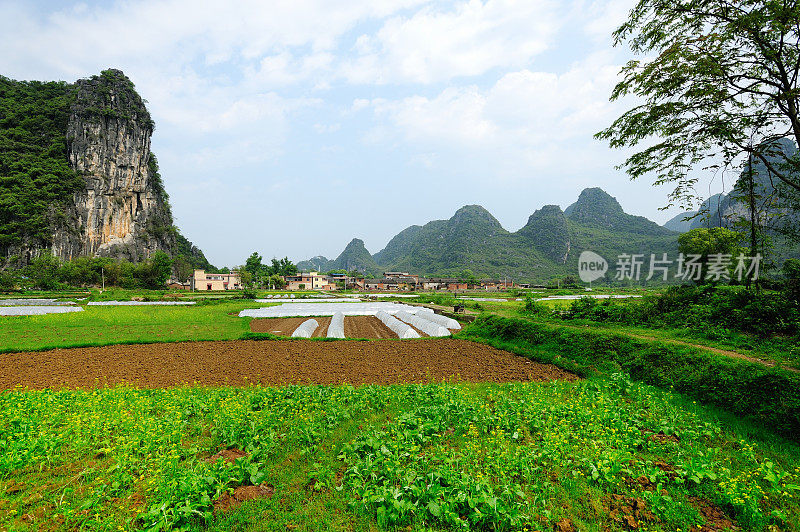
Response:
[251,316,398,339]
[0,339,576,389]
[250,317,332,337]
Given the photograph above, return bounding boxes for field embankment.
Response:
[459,315,800,438]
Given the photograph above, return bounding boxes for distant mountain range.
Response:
[665,138,800,264]
[297,187,680,282]
[300,137,800,282]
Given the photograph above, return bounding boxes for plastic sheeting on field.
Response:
[395,310,450,337]
[87,301,196,306]
[239,302,422,318]
[413,308,461,330]
[363,294,420,298]
[327,312,345,338]
[0,306,84,316]
[254,298,356,303]
[375,310,420,339]
[291,318,319,338]
[535,294,643,301]
[0,299,74,306]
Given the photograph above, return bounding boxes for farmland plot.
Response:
[1,379,798,531]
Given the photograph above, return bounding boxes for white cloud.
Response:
[369,51,622,145]
[344,0,560,84]
[581,0,636,42]
[363,51,630,179]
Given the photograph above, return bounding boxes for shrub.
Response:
[561,285,799,336]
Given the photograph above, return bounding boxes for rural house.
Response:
[190,270,242,291]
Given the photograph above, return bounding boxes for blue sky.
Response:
[1,0,719,267]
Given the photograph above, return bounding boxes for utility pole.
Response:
[101,267,104,293]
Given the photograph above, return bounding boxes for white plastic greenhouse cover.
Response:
[87,301,195,306]
[291,318,319,338]
[413,309,460,330]
[395,310,450,337]
[327,312,345,338]
[239,302,421,318]
[254,298,355,303]
[375,310,420,339]
[0,306,84,316]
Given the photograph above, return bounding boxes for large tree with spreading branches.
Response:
[597,0,800,209]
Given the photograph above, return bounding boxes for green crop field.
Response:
[2,379,798,531]
[0,300,263,353]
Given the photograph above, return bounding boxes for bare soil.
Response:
[342,316,396,339]
[252,315,402,339]
[250,317,332,337]
[0,339,577,389]
[213,482,274,514]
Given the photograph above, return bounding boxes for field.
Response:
[0,338,572,388]
[0,300,259,353]
[1,291,799,530]
[3,380,799,531]
[250,316,398,339]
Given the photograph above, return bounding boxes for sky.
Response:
[0,0,725,267]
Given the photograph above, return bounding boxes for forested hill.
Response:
[0,70,210,270]
[298,188,680,282]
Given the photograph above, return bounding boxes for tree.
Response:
[561,275,579,288]
[268,274,286,289]
[26,253,61,290]
[678,227,746,282]
[598,0,800,210]
[239,270,254,288]
[172,255,193,283]
[276,257,297,276]
[459,269,478,285]
[244,252,263,277]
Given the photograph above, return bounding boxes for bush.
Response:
[561,285,799,337]
[460,315,800,438]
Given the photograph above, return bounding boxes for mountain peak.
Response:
[450,205,503,228]
[517,205,570,264]
[334,237,379,274]
[566,188,624,219]
[343,237,365,249]
[565,187,673,235]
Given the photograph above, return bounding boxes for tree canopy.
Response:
[598,0,800,209]
[0,77,84,256]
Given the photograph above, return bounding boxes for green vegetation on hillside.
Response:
[0,76,83,259]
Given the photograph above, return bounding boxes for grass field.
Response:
[2,379,798,531]
[0,300,262,353]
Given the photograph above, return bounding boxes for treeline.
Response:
[241,253,298,288]
[0,252,174,291]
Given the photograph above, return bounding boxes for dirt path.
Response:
[0,339,577,389]
[547,322,799,373]
[250,317,332,337]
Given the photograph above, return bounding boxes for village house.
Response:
[190,270,242,291]
[284,271,337,291]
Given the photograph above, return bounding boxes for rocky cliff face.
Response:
[51,70,175,261]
